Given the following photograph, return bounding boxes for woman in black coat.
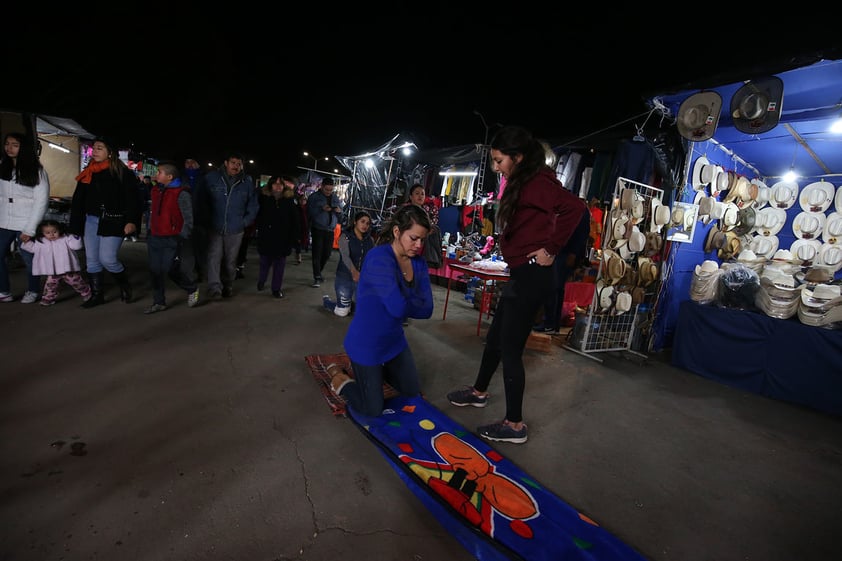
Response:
[255,175,300,298]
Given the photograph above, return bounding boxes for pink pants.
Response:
[41,273,92,304]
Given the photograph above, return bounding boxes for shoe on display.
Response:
[447,386,488,408]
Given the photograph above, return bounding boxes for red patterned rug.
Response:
[304,352,398,417]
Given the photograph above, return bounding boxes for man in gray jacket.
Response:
[306,177,342,288]
[195,153,258,299]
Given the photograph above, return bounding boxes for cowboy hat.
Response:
[614,291,633,315]
[711,166,729,198]
[755,207,787,236]
[704,225,726,254]
[602,249,626,285]
[800,283,842,308]
[720,202,740,232]
[799,181,835,213]
[694,259,720,276]
[752,179,771,209]
[717,231,742,261]
[698,195,714,223]
[644,231,663,255]
[691,156,710,191]
[638,256,659,287]
[836,185,842,215]
[609,213,631,248]
[790,238,822,263]
[823,212,842,245]
[769,180,798,210]
[677,91,722,142]
[749,233,779,258]
[730,76,784,135]
[628,227,646,253]
[734,206,757,237]
[792,211,826,240]
[723,176,750,205]
[596,280,615,311]
[652,200,670,232]
[670,206,685,227]
[817,243,842,272]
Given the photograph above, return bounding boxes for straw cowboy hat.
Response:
[650,199,670,232]
[730,76,784,135]
[677,91,722,142]
[823,212,842,245]
[800,283,842,309]
[769,180,798,210]
[792,211,826,240]
[717,230,742,260]
[710,166,729,198]
[638,256,659,287]
[790,238,822,263]
[614,291,633,315]
[723,176,751,206]
[698,195,714,224]
[720,202,740,232]
[644,231,663,255]
[704,224,727,253]
[602,249,627,285]
[694,259,720,276]
[799,181,835,213]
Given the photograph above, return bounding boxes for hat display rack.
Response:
[564,177,665,362]
[680,141,842,326]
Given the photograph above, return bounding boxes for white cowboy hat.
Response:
[792,211,826,240]
[650,198,667,233]
[609,213,630,248]
[816,243,842,272]
[749,233,779,258]
[836,185,842,215]
[720,202,740,232]
[677,91,722,142]
[628,227,646,253]
[769,181,799,210]
[800,283,842,308]
[691,156,710,191]
[602,249,626,285]
[620,187,637,211]
[799,181,835,213]
[755,207,787,236]
[711,166,729,198]
[597,280,615,311]
[730,76,784,135]
[771,248,794,263]
[614,291,633,315]
[823,212,842,245]
[752,179,770,209]
[790,238,822,263]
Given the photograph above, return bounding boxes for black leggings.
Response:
[472,263,553,423]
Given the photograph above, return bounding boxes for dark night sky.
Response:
[7,8,838,176]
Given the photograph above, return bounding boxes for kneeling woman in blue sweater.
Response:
[329,204,433,416]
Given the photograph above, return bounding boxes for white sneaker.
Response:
[21,291,39,304]
[0,292,13,302]
[187,290,200,308]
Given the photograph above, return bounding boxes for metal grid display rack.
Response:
[564,177,664,363]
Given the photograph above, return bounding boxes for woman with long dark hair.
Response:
[69,138,142,307]
[0,132,50,303]
[327,204,433,417]
[446,125,589,444]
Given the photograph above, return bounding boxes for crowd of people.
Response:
[1,125,590,445]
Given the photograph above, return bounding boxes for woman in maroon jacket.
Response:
[446,126,588,444]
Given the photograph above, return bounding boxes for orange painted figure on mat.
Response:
[589,197,603,250]
[400,432,538,538]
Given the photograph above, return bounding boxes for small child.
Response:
[20,220,91,306]
[145,161,198,314]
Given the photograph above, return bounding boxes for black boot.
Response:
[81,272,105,308]
[113,270,133,303]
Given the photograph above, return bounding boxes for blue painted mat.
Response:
[347,395,649,561]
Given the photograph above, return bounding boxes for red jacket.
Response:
[150,184,186,237]
[500,167,587,268]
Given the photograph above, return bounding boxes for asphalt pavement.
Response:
[2,240,841,561]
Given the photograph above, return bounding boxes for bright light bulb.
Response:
[831,118,842,134]
[783,168,797,182]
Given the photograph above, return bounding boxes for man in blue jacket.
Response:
[195,153,258,299]
[306,177,343,288]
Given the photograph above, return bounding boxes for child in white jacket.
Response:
[21,220,91,306]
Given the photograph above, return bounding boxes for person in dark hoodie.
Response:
[194,152,258,299]
[69,137,141,308]
[143,161,198,314]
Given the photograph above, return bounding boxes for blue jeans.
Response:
[84,215,125,273]
[345,346,421,417]
[323,272,356,314]
[0,227,39,293]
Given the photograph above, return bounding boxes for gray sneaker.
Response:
[477,421,528,444]
[143,303,168,314]
[187,290,200,308]
[21,291,39,304]
[447,386,488,408]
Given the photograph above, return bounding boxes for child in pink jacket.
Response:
[21,219,91,306]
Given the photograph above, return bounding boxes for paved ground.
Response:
[2,240,841,561]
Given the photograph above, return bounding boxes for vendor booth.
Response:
[646,56,842,416]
